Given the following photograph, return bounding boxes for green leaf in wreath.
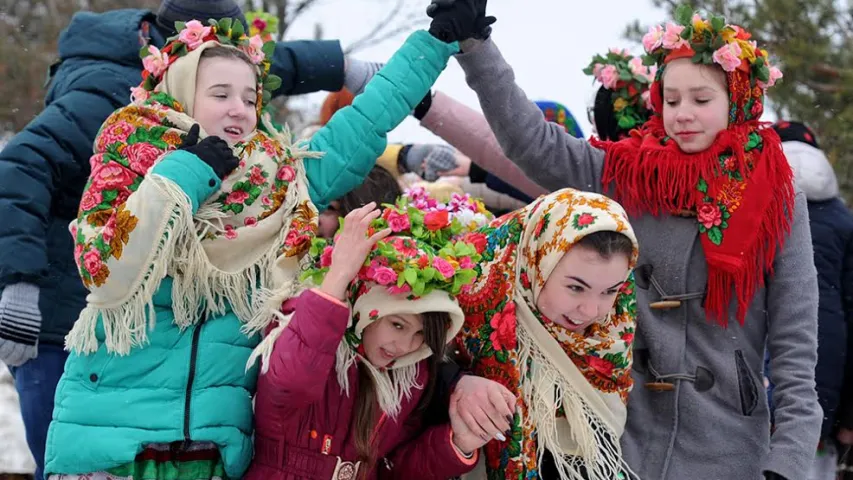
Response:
[217,18,233,33]
[711,15,725,32]
[675,4,693,25]
[404,268,418,287]
[264,74,282,92]
[231,19,244,37]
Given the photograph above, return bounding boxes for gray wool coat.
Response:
[455,38,822,480]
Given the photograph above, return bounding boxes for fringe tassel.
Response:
[245,309,294,374]
[334,341,421,419]
[517,324,633,480]
[65,175,195,355]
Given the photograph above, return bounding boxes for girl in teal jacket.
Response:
[45,13,462,480]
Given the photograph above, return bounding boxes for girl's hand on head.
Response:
[320,202,392,300]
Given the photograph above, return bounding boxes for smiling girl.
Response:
[452,188,639,479]
[439,4,821,479]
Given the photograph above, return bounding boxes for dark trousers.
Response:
[8,343,69,480]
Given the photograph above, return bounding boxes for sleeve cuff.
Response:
[448,428,479,466]
[311,288,348,308]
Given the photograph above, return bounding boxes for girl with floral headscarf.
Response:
[46,4,478,478]
[440,3,820,479]
[451,188,638,480]
[245,200,491,480]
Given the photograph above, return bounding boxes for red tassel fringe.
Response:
[593,121,795,327]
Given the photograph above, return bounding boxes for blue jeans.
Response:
[8,343,69,480]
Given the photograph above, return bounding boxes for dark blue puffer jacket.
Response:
[779,140,853,438]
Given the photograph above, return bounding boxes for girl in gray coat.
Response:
[439,4,821,480]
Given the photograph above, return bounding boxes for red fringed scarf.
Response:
[591,67,795,326]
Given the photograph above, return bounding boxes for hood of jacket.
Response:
[782,140,839,201]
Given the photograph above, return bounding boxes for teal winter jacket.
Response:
[45,30,458,479]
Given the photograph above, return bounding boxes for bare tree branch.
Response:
[288,0,320,25]
[344,16,425,54]
[343,0,425,54]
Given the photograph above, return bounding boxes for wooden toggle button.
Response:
[645,382,675,392]
[650,300,682,309]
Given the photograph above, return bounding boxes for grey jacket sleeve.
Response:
[764,192,822,479]
[454,38,606,194]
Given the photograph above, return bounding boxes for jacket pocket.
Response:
[735,350,758,416]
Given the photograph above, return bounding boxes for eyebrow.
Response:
[566,276,624,290]
[388,315,412,327]
[663,86,717,93]
[207,84,257,95]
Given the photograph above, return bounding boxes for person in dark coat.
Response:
[772,120,853,479]
[0,1,381,479]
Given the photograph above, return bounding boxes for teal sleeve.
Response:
[306,30,459,211]
[149,150,221,213]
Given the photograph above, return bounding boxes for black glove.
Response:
[427,0,496,42]
[413,90,434,121]
[764,472,786,480]
[179,124,239,180]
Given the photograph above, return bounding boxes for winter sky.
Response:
[284,0,668,144]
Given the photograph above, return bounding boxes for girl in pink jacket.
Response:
[244,201,494,480]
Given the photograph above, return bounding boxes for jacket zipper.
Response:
[182,316,207,448]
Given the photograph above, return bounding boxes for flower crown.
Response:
[136,18,282,106]
[642,6,782,90]
[403,186,494,232]
[302,197,483,298]
[583,48,656,131]
[245,11,279,42]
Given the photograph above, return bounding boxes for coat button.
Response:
[650,300,682,309]
[645,381,674,392]
[89,373,98,382]
[208,179,216,187]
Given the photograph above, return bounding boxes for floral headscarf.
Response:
[457,188,639,479]
[535,100,585,138]
[592,7,794,326]
[66,19,317,355]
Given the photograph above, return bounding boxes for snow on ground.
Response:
[0,363,35,474]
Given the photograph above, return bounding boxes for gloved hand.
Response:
[400,144,460,181]
[764,472,786,480]
[179,124,239,180]
[344,58,385,96]
[427,0,496,42]
[0,283,41,367]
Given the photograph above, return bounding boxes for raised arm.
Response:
[454,38,606,194]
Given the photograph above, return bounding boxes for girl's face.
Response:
[193,57,258,144]
[361,313,425,368]
[319,201,342,239]
[661,59,730,153]
[535,245,630,332]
